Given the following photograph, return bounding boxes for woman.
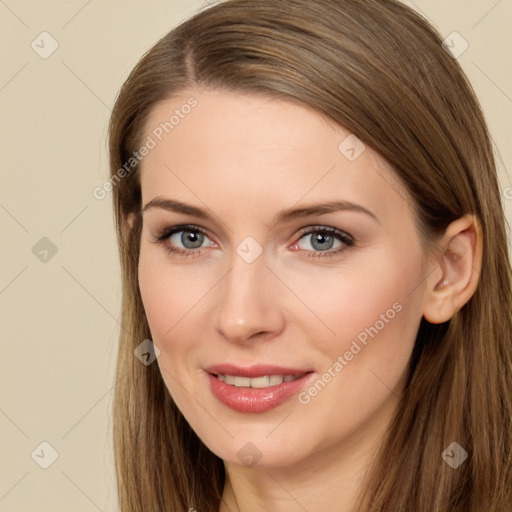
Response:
[108,0,512,510]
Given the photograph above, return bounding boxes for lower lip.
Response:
[206,372,313,413]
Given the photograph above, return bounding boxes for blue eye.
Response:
[293,227,354,258]
[298,231,341,251]
[169,230,207,249]
[154,225,215,257]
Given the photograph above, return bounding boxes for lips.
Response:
[204,364,315,413]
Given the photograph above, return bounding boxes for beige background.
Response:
[0,0,510,510]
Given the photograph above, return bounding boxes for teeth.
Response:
[224,375,237,385]
[217,374,303,388]
[250,376,270,388]
[270,375,284,386]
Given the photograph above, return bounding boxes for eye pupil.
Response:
[182,231,204,249]
[311,232,333,251]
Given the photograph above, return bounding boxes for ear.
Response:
[422,214,483,324]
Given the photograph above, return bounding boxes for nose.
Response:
[214,251,286,344]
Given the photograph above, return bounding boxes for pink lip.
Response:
[204,364,315,413]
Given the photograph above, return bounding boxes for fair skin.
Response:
[135,89,481,511]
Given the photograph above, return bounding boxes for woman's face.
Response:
[137,89,430,470]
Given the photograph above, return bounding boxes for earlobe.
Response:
[422,214,483,324]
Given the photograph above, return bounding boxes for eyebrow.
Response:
[142,198,379,224]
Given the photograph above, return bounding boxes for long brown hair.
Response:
[108,1,512,510]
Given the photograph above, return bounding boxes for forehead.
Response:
[138,89,413,224]
[141,90,341,165]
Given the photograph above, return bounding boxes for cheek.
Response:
[296,249,425,411]
[294,271,423,442]
[138,259,175,339]
[296,255,422,350]
[137,251,205,408]
[137,246,223,408]
[138,247,212,341]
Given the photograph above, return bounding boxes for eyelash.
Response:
[152,224,355,259]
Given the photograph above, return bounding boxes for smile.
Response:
[204,364,314,413]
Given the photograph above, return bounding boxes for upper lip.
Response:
[204,364,313,378]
